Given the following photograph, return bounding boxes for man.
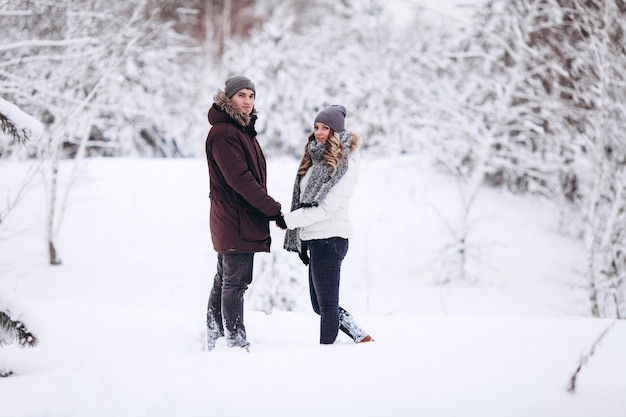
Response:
[204,75,286,351]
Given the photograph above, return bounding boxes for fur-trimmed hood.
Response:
[345,131,361,154]
[208,89,257,129]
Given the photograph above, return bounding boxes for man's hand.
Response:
[269,213,287,230]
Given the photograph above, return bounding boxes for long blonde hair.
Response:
[297,130,345,177]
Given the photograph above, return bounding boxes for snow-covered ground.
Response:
[1,156,625,417]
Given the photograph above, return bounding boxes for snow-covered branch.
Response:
[0,38,99,52]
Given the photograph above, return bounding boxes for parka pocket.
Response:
[238,206,270,242]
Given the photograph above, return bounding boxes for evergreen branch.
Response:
[0,112,29,144]
[0,310,39,347]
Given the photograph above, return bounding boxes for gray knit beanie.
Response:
[225,75,255,99]
[314,105,346,133]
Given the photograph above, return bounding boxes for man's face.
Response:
[229,88,255,114]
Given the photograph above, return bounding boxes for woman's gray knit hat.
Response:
[314,105,346,132]
[225,75,255,98]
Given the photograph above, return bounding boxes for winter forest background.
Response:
[1,0,625,403]
[2,0,624,316]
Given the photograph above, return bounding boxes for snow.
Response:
[0,98,43,142]
[1,156,625,417]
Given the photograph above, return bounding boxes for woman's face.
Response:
[313,123,331,143]
[229,89,255,114]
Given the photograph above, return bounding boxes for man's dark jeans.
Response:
[308,237,360,343]
[207,252,254,349]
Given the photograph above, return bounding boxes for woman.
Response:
[205,75,286,351]
[283,105,373,345]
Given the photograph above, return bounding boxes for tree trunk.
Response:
[48,240,61,266]
[46,150,62,266]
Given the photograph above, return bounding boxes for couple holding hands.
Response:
[205,76,373,351]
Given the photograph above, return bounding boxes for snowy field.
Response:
[1,155,625,417]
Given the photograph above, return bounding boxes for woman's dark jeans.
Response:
[308,237,367,344]
[207,252,254,349]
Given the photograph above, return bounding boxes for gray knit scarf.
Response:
[284,131,352,253]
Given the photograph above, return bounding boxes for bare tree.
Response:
[202,0,259,60]
[379,0,626,293]
[564,0,626,318]
[411,0,626,300]
[41,1,154,264]
[493,0,626,317]
[1,0,205,263]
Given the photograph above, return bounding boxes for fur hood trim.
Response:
[212,89,257,128]
[346,131,361,154]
